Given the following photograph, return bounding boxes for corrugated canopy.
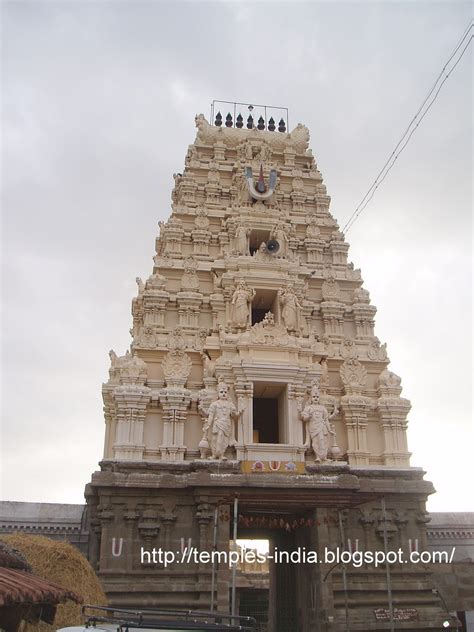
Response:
[0,567,82,607]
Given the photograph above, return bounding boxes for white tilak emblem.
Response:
[245,164,277,200]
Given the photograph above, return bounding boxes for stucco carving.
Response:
[321,273,341,300]
[201,379,242,460]
[340,338,359,360]
[234,223,251,256]
[168,327,187,350]
[162,350,192,388]
[368,338,388,361]
[194,206,210,229]
[297,383,337,463]
[278,285,303,332]
[249,313,290,346]
[353,287,370,304]
[108,350,148,385]
[181,256,200,290]
[200,351,216,378]
[305,216,321,238]
[230,279,255,329]
[271,223,290,258]
[340,358,367,392]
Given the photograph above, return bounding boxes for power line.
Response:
[342,21,473,235]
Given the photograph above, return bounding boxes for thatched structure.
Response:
[0,534,107,631]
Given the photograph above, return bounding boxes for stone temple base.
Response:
[85,460,456,631]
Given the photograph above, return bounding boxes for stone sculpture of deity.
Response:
[297,385,337,463]
[271,223,289,257]
[230,280,255,329]
[278,285,302,332]
[202,379,243,460]
[234,223,251,256]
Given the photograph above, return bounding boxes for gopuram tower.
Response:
[86,107,454,631]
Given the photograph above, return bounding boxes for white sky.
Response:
[1,1,472,512]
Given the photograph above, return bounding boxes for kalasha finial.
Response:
[257,116,265,130]
[268,117,276,132]
[278,118,286,133]
[225,112,233,127]
[247,114,254,129]
[257,164,266,193]
[215,111,223,127]
[236,113,243,128]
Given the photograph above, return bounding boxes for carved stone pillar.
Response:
[192,229,211,256]
[213,141,225,162]
[89,519,102,570]
[291,191,306,212]
[353,303,377,338]
[305,238,325,263]
[138,509,161,567]
[143,292,170,328]
[209,294,225,333]
[196,502,214,570]
[159,389,192,460]
[358,509,375,556]
[124,508,139,571]
[162,223,185,256]
[159,350,192,461]
[340,359,370,465]
[206,185,220,207]
[113,384,151,460]
[340,396,370,465]
[234,381,253,453]
[161,513,177,553]
[176,292,203,329]
[283,147,296,167]
[97,504,114,572]
[376,368,411,466]
[178,175,198,208]
[329,240,349,265]
[288,382,307,446]
[394,510,409,555]
[416,511,431,551]
[320,301,345,337]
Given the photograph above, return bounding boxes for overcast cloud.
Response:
[1,1,472,511]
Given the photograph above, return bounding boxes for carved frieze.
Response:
[248,315,290,346]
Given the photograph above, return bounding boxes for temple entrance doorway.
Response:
[236,510,316,632]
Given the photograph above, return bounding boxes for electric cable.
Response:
[342,22,473,234]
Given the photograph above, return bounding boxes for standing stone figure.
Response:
[203,379,242,460]
[231,280,255,329]
[278,285,302,332]
[297,385,337,463]
[200,351,215,378]
[234,223,251,256]
[271,223,289,257]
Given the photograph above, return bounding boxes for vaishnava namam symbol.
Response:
[245,163,277,200]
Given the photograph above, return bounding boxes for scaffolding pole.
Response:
[231,495,239,618]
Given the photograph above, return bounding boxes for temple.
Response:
[85,108,457,631]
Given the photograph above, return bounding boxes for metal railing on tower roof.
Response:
[210,100,289,133]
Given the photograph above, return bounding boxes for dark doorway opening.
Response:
[249,229,270,256]
[253,398,279,443]
[252,382,287,444]
[251,289,277,326]
[235,522,306,632]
